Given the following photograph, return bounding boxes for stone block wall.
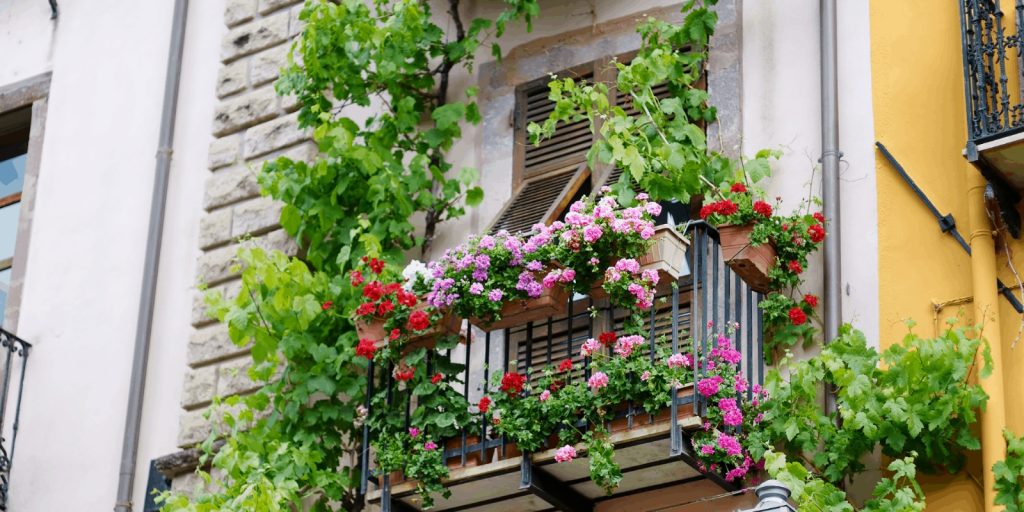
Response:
[175,0,309,452]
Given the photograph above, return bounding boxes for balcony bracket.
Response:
[519,456,594,512]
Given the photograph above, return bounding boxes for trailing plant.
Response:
[994,429,1024,511]
[689,323,768,482]
[749,322,991,505]
[699,176,825,361]
[157,0,540,509]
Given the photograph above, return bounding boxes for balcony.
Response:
[359,223,765,511]
[960,0,1024,205]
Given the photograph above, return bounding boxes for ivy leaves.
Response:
[995,430,1024,511]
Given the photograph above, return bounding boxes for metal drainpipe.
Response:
[114,0,189,510]
[820,0,842,424]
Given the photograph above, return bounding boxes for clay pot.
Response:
[590,225,691,300]
[719,224,776,294]
[354,302,462,354]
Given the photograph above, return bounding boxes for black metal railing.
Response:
[0,329,30,511]
[359,223,764,511]
[960,0,1024,147]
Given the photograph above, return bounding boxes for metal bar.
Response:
[877,141,1024,313]
[482,330,490,464]
[670,283,681,456]
[519,458,595,512]
[8,341,27,464]
[359,359,375,495]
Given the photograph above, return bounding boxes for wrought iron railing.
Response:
[960,0,1024,148]
[0,329,30,511]
[359,223,764,511]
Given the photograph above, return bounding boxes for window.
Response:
[492,54,696,234]
[0,107,30,324]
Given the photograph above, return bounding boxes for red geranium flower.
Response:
[389,328,401,341]
[377,300,395,316]
[717,200,738,216]
[787,260,803,274]
[397,291,417,307]
[598,331,617,346]
[804,294,819,308]
[788,307,807,326]
[808,223,826,243]
[753,200,773,218]
[362,281,384,301]
[394,367,415,381]
[699,205,714,219]
[500,371,527,396]
[384,282,402,294]
[407,310,431,331]
[730,182,747,193]
[356,302,376,316]
[368,258,386,274]
[478,396,491,414]
[558,359,573,372]
[813,212,825,223]
[322,301,333,310]
[356,338,377,360]
[431,373,443,384]
[349,270,364,287]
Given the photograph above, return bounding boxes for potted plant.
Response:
[699,182,778,293]
[349,258,461,358]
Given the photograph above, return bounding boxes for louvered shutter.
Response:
[520,72,594,179]
[489,162,590,235]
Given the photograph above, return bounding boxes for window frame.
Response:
[0,73,50,330]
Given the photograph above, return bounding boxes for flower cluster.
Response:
[601,258,661,334]
[689,325,768,482]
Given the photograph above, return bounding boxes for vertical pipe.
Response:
[967,167,1007,512]
[115,1,188,510]
[821,0,842,345]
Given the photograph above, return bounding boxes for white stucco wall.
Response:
[743,0,879,346]
[0,0,219,509]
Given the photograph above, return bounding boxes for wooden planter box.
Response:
[591,225,690,300]
[470,285,571,331]
[354,302,462,353]
[719,224,776,293]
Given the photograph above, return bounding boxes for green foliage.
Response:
[158,0,539,508]
[752,324,990,487]
[994,430,1024,511]
[528,0,731,202]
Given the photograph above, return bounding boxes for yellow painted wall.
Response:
[871,0,1024,509]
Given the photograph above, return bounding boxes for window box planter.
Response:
[354,303,463,353]
[470,285,571,331]
[719,224,775,293]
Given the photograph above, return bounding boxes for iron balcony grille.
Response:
[359,223,766,511]
[0,329,30,511]
[960,0,1024,147]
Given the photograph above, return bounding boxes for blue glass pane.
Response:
[0,154,25,198]
[0,268,12,325]
[0,203,21,261]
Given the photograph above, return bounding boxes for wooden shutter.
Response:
[516,71,595,180]
[489,162,589,235]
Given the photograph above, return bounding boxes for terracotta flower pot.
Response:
[444,435,483,468]
[590,225,690,300]
[718,224,776,294]
[470,285,571,331]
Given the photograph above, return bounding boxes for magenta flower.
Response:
[539,390,551,402]
[640,371,651,381]
[614,258,641,273]
[716,432,742,457]
[666,353,691,369]
[588,371,609,391]
[697,376,723,397]
[554,445,577,463]
[734,377,749,394]
[408,427,419,438]
[614,335,645,358]
[723,408,744,427]
[700,444,715,455]
[583,224,603,243]
[424,441,437,451]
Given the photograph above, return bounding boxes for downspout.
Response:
[820,0,842,344]
[820,0,841,422]
[114,0,189,510]
[966,169,1007,512]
